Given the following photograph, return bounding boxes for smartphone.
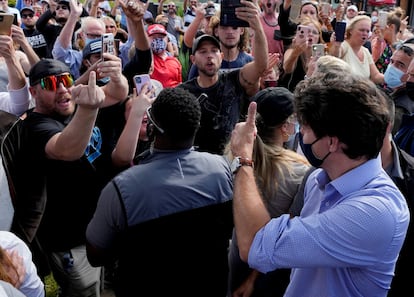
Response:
[331,0,340,10]
[321,3,331,15]
[378,11,388,29]
[12,13,17,26]
[220,0,249,27]
[133,74,153,95]
[335,21,346,42]
[101,33,115,60]
[0,13,14,35]
[312,44,325,59]
[295,25,312,43]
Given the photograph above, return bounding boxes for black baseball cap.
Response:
[254,87,294,126]
[192,34,220,53]
[29,59,71,86]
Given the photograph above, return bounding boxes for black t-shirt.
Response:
[17,110,116,251]
[23,28,52,59]
[177,70,250,154]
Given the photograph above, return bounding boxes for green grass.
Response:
[45,274,58,297]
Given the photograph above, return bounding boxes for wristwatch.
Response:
[231,157,254,174]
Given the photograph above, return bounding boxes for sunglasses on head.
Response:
[37,74,74,91]
[56,4,69,10]
[22,13,34,19]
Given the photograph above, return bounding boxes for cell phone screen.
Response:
[220,0,249,27]
[335,21,346,42]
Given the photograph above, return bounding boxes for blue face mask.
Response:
[299,133,330,167]
[151,38,167,54]
[384,64,405,89]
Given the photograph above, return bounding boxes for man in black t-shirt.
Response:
[20,6,52,59]
[177,0,269,154]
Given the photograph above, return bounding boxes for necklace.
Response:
[262,14,278,27]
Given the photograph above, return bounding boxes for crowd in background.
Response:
[0,0,413,296]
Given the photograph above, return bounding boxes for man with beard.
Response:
[186,9,254,80]
[20,6,52,59]
[157,0,184,49]
[36,0,87,55]
[176,0,268,155]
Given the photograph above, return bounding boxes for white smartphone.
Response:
[312,44,325,59]
[133,74,153,95]
[296,25,312,43]
[101,33,115,60]
[378,11,388,29]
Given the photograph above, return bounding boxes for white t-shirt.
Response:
[341,40,373,79]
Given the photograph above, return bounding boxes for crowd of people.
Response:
[0,0,413,296]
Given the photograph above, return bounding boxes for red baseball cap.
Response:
[147,24,167,36]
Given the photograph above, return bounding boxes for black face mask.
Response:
[406,81,414,100]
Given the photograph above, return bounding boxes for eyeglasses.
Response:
[146,106,164,134]
[85,32,102,39]
[106,25,115,29]
[37,74,74,91]
[21,13,34,19]
[56,5,69,10]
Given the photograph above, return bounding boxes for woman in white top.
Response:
[330,15,384,85]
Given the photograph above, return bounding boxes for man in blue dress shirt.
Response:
[230,74,410,297]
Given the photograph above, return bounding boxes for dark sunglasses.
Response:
[56,5,69,10]
[106,25,115,29]
[22,13,34,19]
[146,106,164,134]
[38,74,74,91]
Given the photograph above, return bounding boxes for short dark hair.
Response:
[294,74,389,160]
[151,88,201,141]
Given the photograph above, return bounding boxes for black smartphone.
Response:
[12,13,17,26]
[273,29,282,40]
[220,0,249,27]
[335,21,346,42]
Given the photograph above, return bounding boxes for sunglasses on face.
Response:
[22,13,34,19]
[38,74,74,91]
[106,25,115,29]
[56,5,69,10]
[146,106,164,134]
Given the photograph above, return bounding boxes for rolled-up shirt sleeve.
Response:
[0,83,31,116]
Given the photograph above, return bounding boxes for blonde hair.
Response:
[346,15,371,39]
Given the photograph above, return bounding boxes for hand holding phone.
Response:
[334,21,346,42]
[312,44,325,59]
[295,25,311,43]
[0,13,14,36]
[101,33,115,60]
[134,74,153,95]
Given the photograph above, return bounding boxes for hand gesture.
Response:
[119,0,145,23]
[129,84,156,119]
[235,0,261,31]
[69,0,83,18]
[97,53,123,83]
[71,71,105,109]
[230,102,257,159]
[10,25,26,48]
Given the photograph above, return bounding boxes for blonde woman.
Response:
[330,15,384,84]
[227,87,310,297]
[279,17,324,91]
